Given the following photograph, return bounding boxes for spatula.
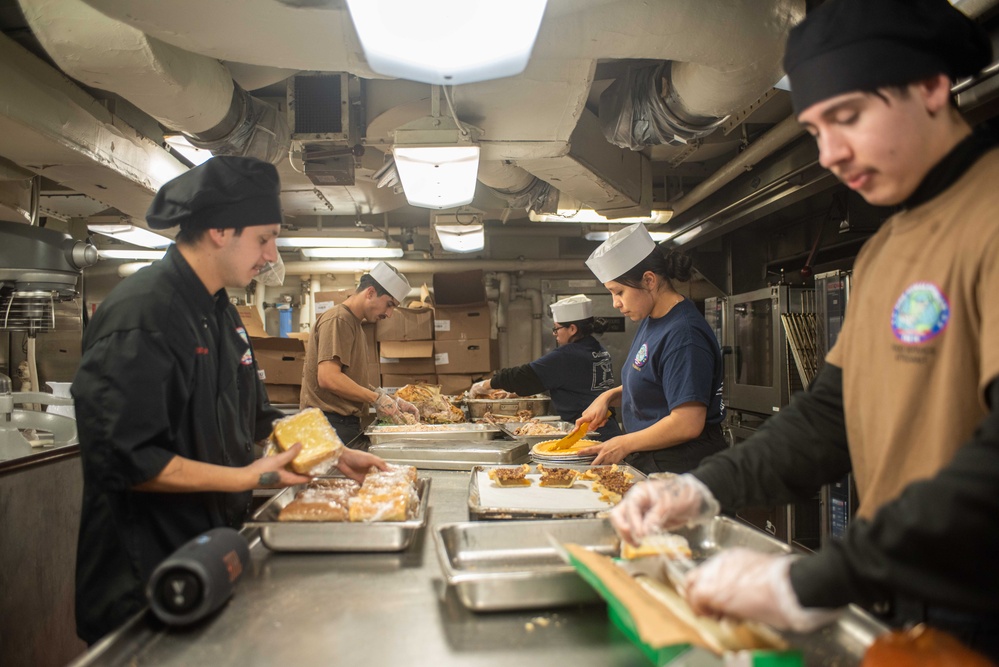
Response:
[549,410,610,451]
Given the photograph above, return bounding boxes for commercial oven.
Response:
[814,270,858,546]
[724,285,811,417]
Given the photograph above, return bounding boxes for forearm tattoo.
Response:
[258,472,279,487]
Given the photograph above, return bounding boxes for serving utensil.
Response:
[550,410,611,451]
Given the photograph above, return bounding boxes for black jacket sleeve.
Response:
[692,363,852,509]
[790,379,999,611]
[491,364,546,397]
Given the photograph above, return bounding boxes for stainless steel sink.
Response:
[0,409,78,461]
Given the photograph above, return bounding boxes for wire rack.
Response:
[782,308,818,388]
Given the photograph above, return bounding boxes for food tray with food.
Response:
[245,476,431,552]
[367,439,530,471]
[497,420,596,445]
[365,422,502,445]
[435,518,620,611]
[580,516,887,666]
[468,463,647,520]
[465,395,552,419]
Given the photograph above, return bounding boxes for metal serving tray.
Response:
[465,396,551,419]
[245,477,431,552]
[368,439,530,471]
[436,518,619,611]
[365,422,502,445]
[621,516,887,664]
[468,463,647,520]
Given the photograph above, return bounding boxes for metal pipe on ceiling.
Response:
[282,259,588,276]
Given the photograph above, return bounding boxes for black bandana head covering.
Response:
[146,156,282,230]
[784,0,992,115]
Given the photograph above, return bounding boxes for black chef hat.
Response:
[146,156,283,230]
[784,0,992,115]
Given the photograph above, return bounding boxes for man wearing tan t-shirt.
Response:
[300,262,419,445]
[608,0,999,658]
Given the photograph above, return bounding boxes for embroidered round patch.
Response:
[632,342,649,369]
[891,282,950,344]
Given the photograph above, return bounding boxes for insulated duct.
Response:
[19,0,290,164]
[82,0,801,216]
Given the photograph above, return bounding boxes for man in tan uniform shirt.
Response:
[300,262,419,445]
[608,0,999,658]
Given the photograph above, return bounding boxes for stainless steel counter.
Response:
[71,471,648,667]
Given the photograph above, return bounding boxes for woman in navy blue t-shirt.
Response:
[578,224,726,474]
[469,295,623,441]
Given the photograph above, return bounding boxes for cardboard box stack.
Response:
[376,303,435,392]
[236,305,306,406]
[431,270,495,394]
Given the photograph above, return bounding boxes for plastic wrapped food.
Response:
[271,407,344,474]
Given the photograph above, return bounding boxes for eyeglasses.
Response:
[551,325,567,335]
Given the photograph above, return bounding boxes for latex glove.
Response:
[610,474,720,545]
[373,389,406,424]
[469,380,491,398]
[684,548,842,633]
[395,396,420,420]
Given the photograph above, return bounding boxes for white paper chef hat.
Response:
[369,261,411,303]
[550,294,593,323]
[585,223,657,283]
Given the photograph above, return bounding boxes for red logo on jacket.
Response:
[195,346,209,355]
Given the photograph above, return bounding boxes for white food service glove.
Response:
[395,397,420,420]
[610,473,721,545]
[684,548,842,633]
[373,389,406,424]
[469,380,491,398]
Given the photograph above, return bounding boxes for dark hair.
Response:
[614,246,692,290]
[564,317,608,339]
[356,273,391,297]
[175,226,244,246]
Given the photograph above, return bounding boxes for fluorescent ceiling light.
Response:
[672,225,705,245]
[164,135,213,166]
[584,231,675,242]
[89,225,173,248]
[346,0,548,85]
[435,224,484,253]
[529,209,674,224]
[276,237,388,248]
[393,146,480,210]
[300,248,404,259]
[99,249,166,260]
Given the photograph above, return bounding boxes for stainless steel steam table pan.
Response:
[245,477,431,552]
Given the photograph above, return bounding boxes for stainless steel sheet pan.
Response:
[245,477,431,552]
[366,422,502,445]
[368,440,530,471]
[435,518,619,611]
[468,463,646,520]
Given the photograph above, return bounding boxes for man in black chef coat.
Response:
[610,0,999,659]
[71,157,383,644]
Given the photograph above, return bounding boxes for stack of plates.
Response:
[530,439,600,464]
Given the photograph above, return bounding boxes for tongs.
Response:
[550,410,610,451]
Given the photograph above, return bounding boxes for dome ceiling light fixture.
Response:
[345,0,548,86]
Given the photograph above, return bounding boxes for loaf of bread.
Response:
[348,493,410,522]
[271,408,344,474]
[278,498,349,522]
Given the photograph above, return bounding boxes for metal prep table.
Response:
[70,470,649,667]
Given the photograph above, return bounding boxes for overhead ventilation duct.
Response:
[19,0,290,164]
[288,72,364,187]
[600,62,729,150]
